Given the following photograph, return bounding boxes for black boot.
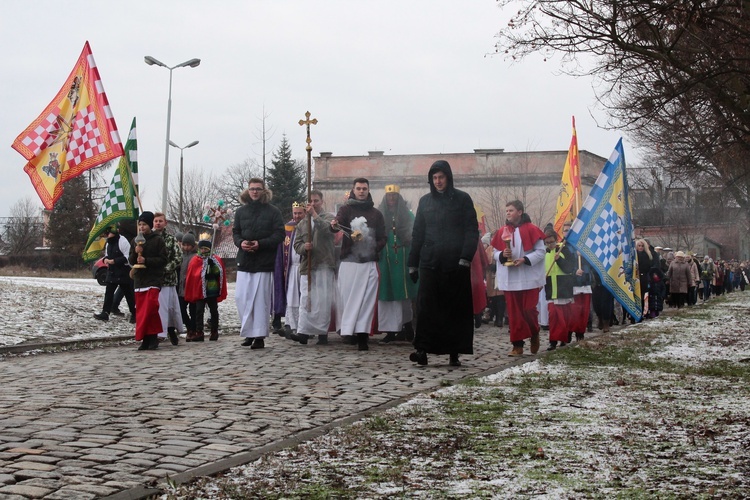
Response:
[147,335,159,350]
[250,338,265,349]
[449,353,461,367]
[547,341,558,351]
[316,335,328,345]
[379,332,397,344]
[137,336,150,350]
[94,312,109,321]
[409,350,428,365]
[168,327,179,345]
[357,333,369,351]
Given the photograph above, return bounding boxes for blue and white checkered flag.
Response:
[566,139,642,321]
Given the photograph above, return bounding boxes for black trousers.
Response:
[194,297,219,332]
[103,282,135,315]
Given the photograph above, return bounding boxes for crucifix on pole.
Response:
[298,111,318,310]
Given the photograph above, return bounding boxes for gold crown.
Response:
[199,232,212,242]
[385,184,400,193]
[292,201,304,208]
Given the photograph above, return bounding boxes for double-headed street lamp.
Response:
[144,55,201,216]
[168,140,199,231]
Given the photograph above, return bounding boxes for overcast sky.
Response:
[0,0,631,219]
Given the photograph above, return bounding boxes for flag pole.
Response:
[299,111,318,312]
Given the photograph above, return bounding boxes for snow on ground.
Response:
[163,293,750,499]
[0,276,240,347]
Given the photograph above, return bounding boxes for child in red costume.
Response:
[184,234,228,341]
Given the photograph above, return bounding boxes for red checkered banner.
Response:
[12,41,123,209]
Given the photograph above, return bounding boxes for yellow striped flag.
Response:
[12,41,123,209]
[553,116,580,237]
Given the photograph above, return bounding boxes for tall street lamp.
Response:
[169,140,199,232]
[144,55,201,216]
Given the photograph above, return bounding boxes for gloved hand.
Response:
[409,267,419,283]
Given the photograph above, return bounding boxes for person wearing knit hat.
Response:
[185,232,227,342]
[129,211,168,350]
[178,232,198,342]
[138,211,155,229]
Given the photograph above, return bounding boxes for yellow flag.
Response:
[553,116,580,237]
[12,42,123,209]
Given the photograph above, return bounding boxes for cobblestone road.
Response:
[0,318,537,499]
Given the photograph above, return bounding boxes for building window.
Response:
[667,188,689,206]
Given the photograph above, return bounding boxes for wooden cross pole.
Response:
[298,111,318,310]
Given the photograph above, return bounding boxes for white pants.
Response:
[377,299,413,332]
[298,268,335,336]
[236,271,273,338]
[158,286,183,338]
[538,287,549,327]
[337,261,378,336]
[285,263,301,330]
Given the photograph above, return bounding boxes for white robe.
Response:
[285,250,301,330]
[494,227,546,292]
[236,271,273,338]
[377,300,413,332]
[297,268,336,336]
[158,286,183,338]
[337,261,378,336]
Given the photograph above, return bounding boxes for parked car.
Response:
[92,257,107,286]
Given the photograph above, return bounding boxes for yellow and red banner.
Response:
[12,41,123,209]
[553,116,580,237]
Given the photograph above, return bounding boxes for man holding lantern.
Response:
[492,200,546,357]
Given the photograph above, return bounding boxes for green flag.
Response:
[82,117,139,262]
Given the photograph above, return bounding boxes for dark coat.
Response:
[104,234,131,285]
[408,162,479,272]
[409,160,478,356]
[128,231,167,289]
[232,190,285,273]
[334,195,386,263]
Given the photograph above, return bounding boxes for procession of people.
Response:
[93,159,748,363]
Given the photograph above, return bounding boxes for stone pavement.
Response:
[0,324,575,499]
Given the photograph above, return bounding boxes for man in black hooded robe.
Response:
[408,160,479,367]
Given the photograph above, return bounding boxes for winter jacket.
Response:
[232,189,285,273]
[334,195,386,263]
[408,161,479,272]
[104,234,132,285]
[128,232,167,289]
[294,211,337,274]
[159,231,182,287]
[667,260,692,294]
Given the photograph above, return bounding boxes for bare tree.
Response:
[4,197,44,255]
[494,0,750,217]
[476,150,555,232]
[168,167,218,235]
[214,159,263,212]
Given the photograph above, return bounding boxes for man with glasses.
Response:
[233,178,285,350]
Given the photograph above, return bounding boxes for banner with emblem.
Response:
[12,41,123,209]
[553,116,580,237]
[81,118,139,262]
[566,138,642,321]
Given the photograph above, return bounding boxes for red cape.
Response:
[184,254,228,303]
[491,222,545,253]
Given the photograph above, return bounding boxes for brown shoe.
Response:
[530,332,540,354]
[209,327,219,341]
[603,325,610,333]
[508,346,524,357]
[191,331,205,342]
